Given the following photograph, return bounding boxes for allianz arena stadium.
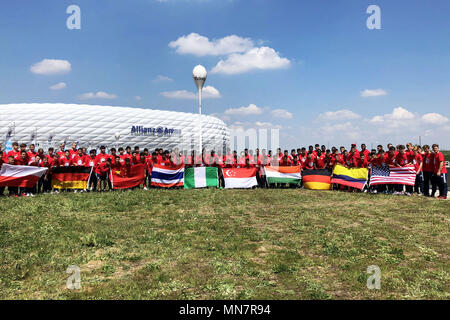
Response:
[0,103,230,151]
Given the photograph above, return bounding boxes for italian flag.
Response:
[0,164,48,188]
[184,167,219,189]
[222,167,258,189]
[265,166,301,185]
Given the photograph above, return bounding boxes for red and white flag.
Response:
[0,164,48,188]
[222,167,258,189]
[369,165,416,186]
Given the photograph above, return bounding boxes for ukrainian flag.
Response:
[331,164,368,190]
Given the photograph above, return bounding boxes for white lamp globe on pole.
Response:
[193,65,207,154]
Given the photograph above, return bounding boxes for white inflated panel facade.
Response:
[0,103,230,152]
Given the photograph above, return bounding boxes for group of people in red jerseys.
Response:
[0,140,447,199]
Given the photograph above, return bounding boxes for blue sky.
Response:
[1,0,450,149]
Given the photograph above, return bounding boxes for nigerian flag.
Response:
[184,167,219,189]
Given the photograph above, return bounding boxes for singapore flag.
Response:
[222,167,258,189]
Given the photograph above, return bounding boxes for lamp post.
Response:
[193,65,207,154]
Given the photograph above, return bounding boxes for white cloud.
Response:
[78,91,117,100]
[152,75,173,82]
[421,113,449,125]
[30,59,71,75]
[161,90,195,99]
[160,85,221,99]
[271,109,293,119]
[318,109,361,121]
[202,86,222,98]
[211,47,290,75]
[49,82,67,90]
[169,33,253,56]
[361,89,387,97]
[169,33,291,75]
[224,104,263,116]
[317,122,362,141]
[135,96,142,101]
[369,107,415,125]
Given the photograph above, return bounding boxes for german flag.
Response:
[52,166,92,189]
[302,169,332,190]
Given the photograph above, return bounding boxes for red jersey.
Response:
[7,150,20,160]
[223,154,236,168]
[27,151,38,162]
[372,155,385,167]
[328,156,336,168]
[95,153,109,165]
[46,154,55,166]
[385,153,396,166]
[15,157,28,166]
[131,157,140,165]
[315,154,326,169]
[346,152,359,167]
[394,152,409,166]
[59,157,72,167]
[360,149,370,159]
[72,155,85,166]
[97,162,111,175]
[434,152,447,174]
[412,153,423,172]
[303,158,315,170]
[109,153,118,162]
[279,158,291,166]
[86,156,97,168]
[356,158,369,168]
[204,154,220,166]
[69,148,78,159]
[159,158,172,167]
[423,152,434,172]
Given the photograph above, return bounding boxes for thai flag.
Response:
[150,164,184,188]
[0,164,48,188]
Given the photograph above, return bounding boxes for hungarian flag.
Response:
[331,164,368,190]
[184,167,219,189]
[222,167,258,189]
[265,166,301,185]
[0,164,47,188]
[151,164,184,188]
[52,166,92,189]
[302,169,332,190]
[110,163,146,189]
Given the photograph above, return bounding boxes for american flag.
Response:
[369,165,416,186]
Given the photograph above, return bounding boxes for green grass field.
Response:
[0,189,448,300]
